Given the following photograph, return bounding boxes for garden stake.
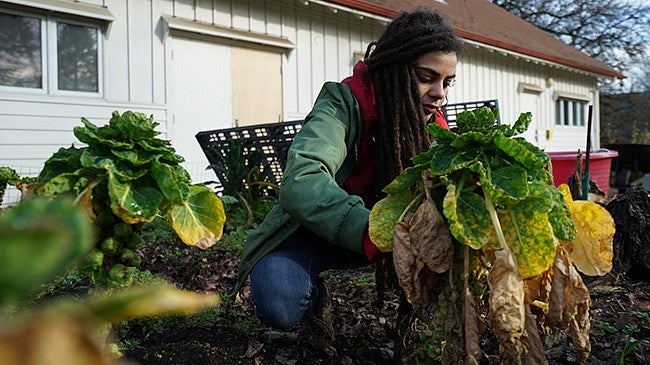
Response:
[582,105,593,200]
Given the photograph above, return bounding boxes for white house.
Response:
[0,0,623,206]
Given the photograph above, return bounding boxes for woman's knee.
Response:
[249,258,312,329]
[251,282,308,329]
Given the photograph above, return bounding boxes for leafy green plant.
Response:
[0,196,93,307]
[593,320,618,335]
[0,196,219,365]
[32,111,226,287]
[353,273,375,287]
[369,107,615,363]
[0,167,19,206]
[209,139,278,225]
[618,337,648,365]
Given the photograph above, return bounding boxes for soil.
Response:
[119,224,650,365]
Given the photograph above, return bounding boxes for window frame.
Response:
[49,15,103,96]
[555,96,588,127]
[0,7,104,97]
[0,8,47,95]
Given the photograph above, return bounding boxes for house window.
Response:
[555,98,587,127]
[0,9,101,95]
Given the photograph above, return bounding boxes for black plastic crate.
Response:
[443,99,500,127]
[195,121,303,193]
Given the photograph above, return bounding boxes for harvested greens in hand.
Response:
[369,107,615,363]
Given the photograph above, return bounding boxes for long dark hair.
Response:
[364,10,464,198]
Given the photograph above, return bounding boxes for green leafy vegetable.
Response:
[370,107,613,363]
[376,107,576,278]
[31,111,226,287]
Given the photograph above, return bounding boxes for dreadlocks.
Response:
[364,10,465,198]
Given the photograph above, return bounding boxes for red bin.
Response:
[547,149,618,197]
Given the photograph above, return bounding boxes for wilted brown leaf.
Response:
[393,210,442,308]
[463,285,480,365]
[521,305,548,365]
[74,180,101,223]
[0,313,112,365]
[488,248,526,363]
[393,216,418,305]
[547,246,591,362]
[409,199,454,274]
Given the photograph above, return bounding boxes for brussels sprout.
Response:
[97,210,119,228]
[86,250,104,269]
[109,263,127,281]
[120,248,141,266]
[114,222,133,239]
[126,234,144,250]
[101,237,120,254]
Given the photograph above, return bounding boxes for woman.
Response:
[235,9,464,342]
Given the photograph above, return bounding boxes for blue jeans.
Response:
[249,227,369,329]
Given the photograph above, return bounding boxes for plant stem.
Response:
[398,192,423,223]
[483,191,511,255]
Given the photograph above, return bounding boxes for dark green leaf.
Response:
[470,162,529,206]
[151,159,191,204]
[80,146,115,170]
[36,171,83,197]
[109,110,160,141]
[425,122,457,143]
[412,147,435,165]
[493,134,546,170]
[107,172,162,224]
[455,107,498,132]
[383,165,424,195]
[111,148,157,166]
[450,130,495,149]
[74,118,133,149]
[39,146,84,184]
[506,112,532,137]
[429,145,481,176]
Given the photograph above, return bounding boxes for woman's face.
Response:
[413,51,458,121]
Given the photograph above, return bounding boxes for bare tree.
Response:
[493,0,650,92]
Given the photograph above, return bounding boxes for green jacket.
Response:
[235,81,367,292]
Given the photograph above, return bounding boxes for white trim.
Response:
[48,16,103,97]
[553,91,590,102]
[0,91,166,110]
[0,8,48,94]
[518,82,543,94]
[305,0,391,23]
[0,0,114,22]
[0,9,104,97]
[162,15,295,50]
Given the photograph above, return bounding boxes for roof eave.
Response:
[456,30,625,80]
[321,0,625,80]
[324,0,397,18]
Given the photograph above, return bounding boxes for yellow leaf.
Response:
[558,184,614,276]
[368,190,414,252]
[166,185,226,249]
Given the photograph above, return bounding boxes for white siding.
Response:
[0,0,605,207]
[449,46,600,152]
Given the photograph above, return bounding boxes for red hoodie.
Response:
[340,61,448,261]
